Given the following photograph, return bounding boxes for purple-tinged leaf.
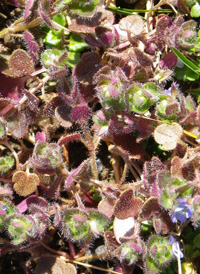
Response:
[16,194,37,213]
[78,82,96,103]
[68,6,114,35]
[113,131,147,160]
[0,74,26,99]
[9,49,34,78]
[159,210,176,234]
[64,159,89,189]
[0,186,13,197]
[151,181,160,197]
[71,104,91,122]
[159,52,178,69]
[46,175,63,200]
[24,30,34,44]
[35,131,47,143]
[156,15,173,40]
[58,133,81,146]
[114,189,143,219]
[24,31,40,62]
[98,197,116,218]
[134,48,153,67]
[7,111,28,138]
[73,52,101,85]
[55,105,73,128]
[39,0,59,30]
[24,0,36,20]
[140,197,160,219]
[84,34,102,47]
[7,0,21,7]
[101,32,114,46]
[43,96,65,117]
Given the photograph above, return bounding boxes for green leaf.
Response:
[187,88,200,96]
[0,156,14,173]
[67,51,80,68]
[43,14,67,48]
[174,65,200,81]
[171,47,200,74]
[53,14,66,26]
[69,34,89,52]
[191,2,200,17]
[193,234,200,249]
[44,30,63,47]
[89,211,109,235]
[0,200,18,231]
[54,0,73,11]
[69,0,99,17]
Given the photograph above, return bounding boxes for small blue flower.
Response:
[171,199,193,223]
[162,87,172,96]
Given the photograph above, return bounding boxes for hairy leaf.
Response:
[9,49,34,78]
[13,171,40,197]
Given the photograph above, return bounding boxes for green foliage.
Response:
[0,156,14,174]
[190,1,200,17]
[171,47,200,73]
[66,51,81,68]
[147,236,173,267]
[69,34,89,52]
[0,199,18,231]
[33,142,62,168]
[44,14,67,48]
[41,49,68,69]
[89,210,109,236]
[6,215,36,245]
[174,64,200,81]
[63,209,109,242]
[54,0,73,11]
[63,209,90,241]
[0,119,6,139]
[68,0,99,17]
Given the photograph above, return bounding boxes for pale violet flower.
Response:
[172,199,193,223]
[170,236,184,274]
[170,236,184,259]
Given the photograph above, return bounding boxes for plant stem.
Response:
[107,6,173,15]
[41,241,71,259]
[0,8,66,39]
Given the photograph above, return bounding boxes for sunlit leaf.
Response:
[154,122,183,150]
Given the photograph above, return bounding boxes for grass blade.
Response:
[171,47,200,75]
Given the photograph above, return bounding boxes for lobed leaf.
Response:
[13,171,40,197]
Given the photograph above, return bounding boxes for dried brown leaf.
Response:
[13,171,40,197]
[119,15,144,36]
[154,122,183,150]
[35,257,76,274]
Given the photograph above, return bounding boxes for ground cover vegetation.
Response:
[0,0,200,273]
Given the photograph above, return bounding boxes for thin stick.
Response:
[60,256,122,274]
